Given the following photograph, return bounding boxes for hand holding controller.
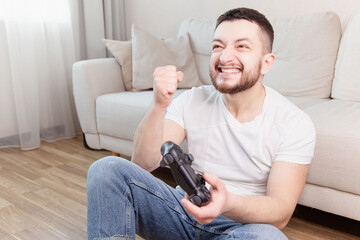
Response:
[160,141,211,207]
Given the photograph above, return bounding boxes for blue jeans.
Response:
[87,156,287,240]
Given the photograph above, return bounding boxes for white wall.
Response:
[124,0,360,39]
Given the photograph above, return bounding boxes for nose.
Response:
[219,46,236,64]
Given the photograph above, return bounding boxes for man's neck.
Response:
[222,81,266,123]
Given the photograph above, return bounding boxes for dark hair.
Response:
[216,8,274,53]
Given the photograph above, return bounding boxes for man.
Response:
[87,8,315,240]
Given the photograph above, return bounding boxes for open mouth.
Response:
[217,67,242,74]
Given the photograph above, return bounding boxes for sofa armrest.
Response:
[73,58,125,148]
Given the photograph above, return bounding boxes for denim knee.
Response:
[87,156,133,191]
[88,156,121,176]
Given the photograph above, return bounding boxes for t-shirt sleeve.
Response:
[165,90,192,128]
[274,114,316,164]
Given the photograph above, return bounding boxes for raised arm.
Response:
[131,66,186,172]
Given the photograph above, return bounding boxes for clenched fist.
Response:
[153,65,184,109]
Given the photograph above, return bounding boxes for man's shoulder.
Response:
[265,86,314,129]
[265,87,316,164]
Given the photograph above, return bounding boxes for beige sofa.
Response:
[73,12,360,221]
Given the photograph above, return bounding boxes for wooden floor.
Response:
[0,135,358,240]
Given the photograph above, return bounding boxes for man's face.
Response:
[210,20,266,94]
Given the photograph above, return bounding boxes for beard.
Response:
[210,61,262,94]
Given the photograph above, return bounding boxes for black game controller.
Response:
[160,141,211,207]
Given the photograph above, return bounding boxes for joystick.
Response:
[160,141,211,207]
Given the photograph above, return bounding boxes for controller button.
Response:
[188,154,194,162]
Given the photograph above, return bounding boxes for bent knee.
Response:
[87,156,131,183]
[88,156,121,173]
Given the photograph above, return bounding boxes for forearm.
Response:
[182,165,306,229]
[223,162,307,229]
[131,102,166,172]
[131,65,184,171]
[224,194,294,229]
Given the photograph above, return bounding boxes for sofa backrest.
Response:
[178,12,342,99]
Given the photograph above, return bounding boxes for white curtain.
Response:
[69,0,127,60]
[0,0,126,150]
[0,0,80,150]
[103,0,127,41]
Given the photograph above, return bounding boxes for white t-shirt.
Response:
[165,85,316,196]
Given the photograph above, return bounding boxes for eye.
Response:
[212,44,223,52]
[237,44,248,49]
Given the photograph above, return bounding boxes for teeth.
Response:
[221,68,240,74]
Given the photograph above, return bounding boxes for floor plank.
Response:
[0,135,358,239]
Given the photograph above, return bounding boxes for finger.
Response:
[153,65,177,78]
[182,198,214,215]
[155,65,176,72]
[181,199,215,224]
[184,192,189,199]
[181,198,202,216]
[167,84,177,94]
[202,173,220,188]
[176,71,184,82]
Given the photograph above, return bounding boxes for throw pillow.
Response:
[331,11,360,102]
[102,39,133,91]
[131,24,202,90]
[263,12,341,98]
[177,18,215,85]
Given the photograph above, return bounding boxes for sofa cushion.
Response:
[102,39,133,91]
[96,90,187,141]
[264,12,341,98]
[178,18,215,57]
[285,96,330,110]
[303,100,360,195]
[178,12,342,97]
[132,25,202,91]
[331,12,360,101]
[177,19,214,85]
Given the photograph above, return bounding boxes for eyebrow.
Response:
[212,37,252,44]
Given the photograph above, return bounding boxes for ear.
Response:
[261,53,275,75]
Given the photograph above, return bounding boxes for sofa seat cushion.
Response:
[303,100,360,195]
[96,90,187,141]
